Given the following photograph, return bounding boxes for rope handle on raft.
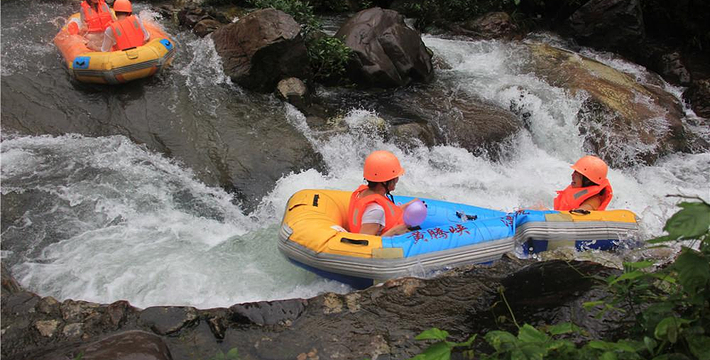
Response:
[569,209,591,215]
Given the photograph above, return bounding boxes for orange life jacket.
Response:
[110,15,146,51]
[554,179,613,211]
[347,185,405,235]
[80,0,115,32]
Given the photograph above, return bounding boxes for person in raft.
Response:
[554,155,613,211]
[347,150,418,237]
[67,0,116,51]
[101,0,150,52]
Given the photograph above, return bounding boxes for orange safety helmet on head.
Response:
[363,150,405,182]
[113,0,132,13]
[571,155,608,184]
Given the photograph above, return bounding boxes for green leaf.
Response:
[416,328,450,341]
[611,340,640,353]
[662,202,710,240]
[687,335,710,360]
[413,342,452,360]
[583,301,605,310]
[654,317,690,343]
[600,351,618,360]
[644,336,657,354]
[548,322,577,336]
[226,348,239,360]
[624,260,655,269]
[610,270,646,285]
[519,343,546,360]
[518,324,549,343]
[454,334,477,348]
[648,272,677,283]
[214,351,225,360]
[510,348,527,360]
[588,340,612,350]
[546,339,574,352]
[674,248,710,295]
[485,331,518,351]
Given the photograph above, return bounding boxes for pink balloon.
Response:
[403,200,427,227]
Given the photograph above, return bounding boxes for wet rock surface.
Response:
[460,12,522,41]
[212,9,312,93]
[335,7,434,88]
[314,82,521,158]
[38,330,173,360]
[2,256,629,360]
[567,0,645,51]
[525,43,703,166]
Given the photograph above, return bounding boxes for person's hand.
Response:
[68,22,80,35]
[529,201,548,210]
[382,223,409,237]
[399,198,420,210]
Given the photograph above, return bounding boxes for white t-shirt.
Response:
[361,203,385,227]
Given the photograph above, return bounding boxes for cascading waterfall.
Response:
[2,1,708,309]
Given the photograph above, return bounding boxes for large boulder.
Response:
[211,9,311,93]
[335,7,434,88]
[567,0,645,52]
[526,43,699,166]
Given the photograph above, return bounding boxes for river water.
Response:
[2,0,709,309]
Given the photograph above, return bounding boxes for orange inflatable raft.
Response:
[54,13,176,84]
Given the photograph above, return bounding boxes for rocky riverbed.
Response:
[2,256,627,359]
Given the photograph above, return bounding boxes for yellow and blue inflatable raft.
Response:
[54,13,176,84]
[279,189,639,288]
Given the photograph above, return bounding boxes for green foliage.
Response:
[306,35,352,83]
[399,0,513,31]
[408,328,476,360]
[248,0,320,35]
[209,348,240,360]
[247,0,352,83]
[411,197,710,360]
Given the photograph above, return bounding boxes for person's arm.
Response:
[359,223,382,236]
[577,195,602,211]
[67,18,83,35]
[398,198,419,210]
[100,27,114,52]
[381,224,409,237]
[360,223,409,236]
[358,204,386,235]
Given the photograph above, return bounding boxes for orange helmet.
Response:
[363,150,405,182]
[571,155,608,184]
[113,0,132,13]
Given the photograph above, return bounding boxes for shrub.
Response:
[247,0,352,83]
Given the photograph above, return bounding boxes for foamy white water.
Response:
[1,134,349,308]
[2,32,708,309]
